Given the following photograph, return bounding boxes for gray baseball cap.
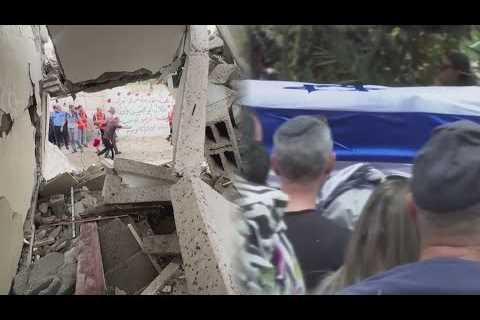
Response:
[412,120,480,213]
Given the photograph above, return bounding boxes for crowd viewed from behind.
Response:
[234,51,480,295]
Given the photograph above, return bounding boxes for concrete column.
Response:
[172,25,209,177]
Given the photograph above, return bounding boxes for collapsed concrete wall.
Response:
[0,26,45,294]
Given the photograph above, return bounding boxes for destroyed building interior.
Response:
[1,25,247,295]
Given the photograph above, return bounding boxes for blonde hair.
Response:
[317,178,420,294]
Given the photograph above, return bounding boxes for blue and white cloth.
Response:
[239,80,480,164]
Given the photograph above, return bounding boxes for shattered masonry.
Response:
[7,25,246,295]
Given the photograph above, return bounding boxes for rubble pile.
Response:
[14,157,186,295]
[13,26,242,295]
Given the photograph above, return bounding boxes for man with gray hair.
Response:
[272,115,351,292]
[343,120,480,294]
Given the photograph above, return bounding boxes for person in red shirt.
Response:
[93,107,107,135]
[76,105,88,147]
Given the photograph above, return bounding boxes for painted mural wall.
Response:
[50,80,175,138]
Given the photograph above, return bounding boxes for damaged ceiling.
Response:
[47,25,187,94]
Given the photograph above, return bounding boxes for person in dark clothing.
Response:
[343,120,480,294]
[435,51,477,86]
[48,110,56,144]
[271,116,351,292]
[97,116,130,159]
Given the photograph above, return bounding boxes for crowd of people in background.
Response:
[49,100,128,159]
[234,51,480,295]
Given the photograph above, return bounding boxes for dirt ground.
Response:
[60,134,173,172]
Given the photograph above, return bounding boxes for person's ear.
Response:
[271,154,280,176]
[324,152,336,176]
[406,192,417,223]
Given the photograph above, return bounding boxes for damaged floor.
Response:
[15,148,187,295]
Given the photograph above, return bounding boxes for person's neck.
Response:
[421,245,480,262]
[282,181,320,213]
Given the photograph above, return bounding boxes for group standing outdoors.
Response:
[49,100,128,159]
[50,101,88,153]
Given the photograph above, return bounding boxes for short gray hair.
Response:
[273,116,333,182]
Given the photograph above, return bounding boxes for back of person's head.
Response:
[318,178,419,294]
[272,116,334,183]
[411,120,480,245]
[237,106,270,184]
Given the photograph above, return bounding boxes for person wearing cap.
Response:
[342,120,480,294]
[272,115,351,292]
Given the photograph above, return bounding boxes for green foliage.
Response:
[249,25,480,86]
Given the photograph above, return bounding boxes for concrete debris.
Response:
[103,175,171,204]
[208,64,241,85]
[34,238,55,248]
[42,141,78,182]
[161,285,172,293]
[38,202,49,215]
[170,174,240,294]
[35,229,48,241]
[114,158,178,185]
[81,194,97,209]
[74,202,86,216]
[13,252,76,295]
[208,35,224,51]
[48,226,62,240]
[49,194,66,218]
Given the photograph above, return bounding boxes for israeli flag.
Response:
[239,80,480,172]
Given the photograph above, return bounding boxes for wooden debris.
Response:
[141,258,181,295]
[75,222,107,295]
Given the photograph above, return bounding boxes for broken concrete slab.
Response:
[101,174,122,202]
[114,158,178,185]
[40,173,78,198]
[98,218,140,271]
[98,218,158,294]
[208,35,224,51]
[103,183,171,205]
[14,252,77,295]
[142,233,181,256]
[75,223,106,295]
[80,194,97,210]
[170,174,240,294]
[172,26,210,177]
[105,251,158,295]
